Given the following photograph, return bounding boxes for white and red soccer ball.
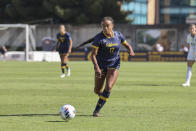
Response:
[59,104,76,121]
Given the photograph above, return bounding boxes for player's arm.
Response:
[188,43,191,50]
[2,46,7,52]
[76,37,95,48]
[68,38,73,54]
[187,35,191,50]
[91,46,101,78]
[54,39,59,52]
[122,41,135,56]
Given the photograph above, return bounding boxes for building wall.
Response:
[34,24,189,51]
[0,24,190,51]
[123,0,148,24]
[160,0,196,24]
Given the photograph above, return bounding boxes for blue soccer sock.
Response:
[94,90,110,113]
[65,63,69,71]
[61,63,67,74]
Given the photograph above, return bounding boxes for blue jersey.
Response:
[91,31,127,69]
[56,32,72,54]
[0,47,6,55]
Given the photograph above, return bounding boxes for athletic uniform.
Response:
[0,47,6,55]
[56,32,72,54]
[91,31,127,75]
[187,33,196,61]
[182,33,196,87]
[92,31,128,116]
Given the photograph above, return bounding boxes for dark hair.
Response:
[101,16,114,24]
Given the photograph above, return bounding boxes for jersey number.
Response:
[60,39,64,43]
[110,48,115,53]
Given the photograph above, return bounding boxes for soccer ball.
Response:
[59,104,76,121]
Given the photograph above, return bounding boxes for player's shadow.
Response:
[0,114,94,123]
[0,113,59,117]
[45,114,93,123]
[46,120,67,123]
[77,114,93,117]
[0,114,92,117]
[132,83,180,87]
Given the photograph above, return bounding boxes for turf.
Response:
[0,61,196,131]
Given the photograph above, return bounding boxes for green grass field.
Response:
[0,61,196,131]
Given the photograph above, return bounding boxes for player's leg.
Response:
[105,68,119,91]
[94,73,106,95]
[0,50,6,59]
[183,60,194,87]
[2,51,6,59]
[62,54,71,76]
[60,54,66,78]
[93,68,119,116]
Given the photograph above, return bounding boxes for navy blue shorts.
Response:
[98,58,120,76]
[0,49,5,55]
[58,45,69,54]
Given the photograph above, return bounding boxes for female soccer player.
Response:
[55,25,72,78]
[91,17,135,117]
[0,45,7,59]
[182,24,196,87]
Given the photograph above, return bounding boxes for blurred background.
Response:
[0,0,196,61]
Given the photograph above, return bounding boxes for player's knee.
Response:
[94,87,99,95]
[94,87,102,95]
[106,84,113,91]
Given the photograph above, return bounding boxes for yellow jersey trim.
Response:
[103,31,114,38]
[91,45,99,49]
[60,31,66,35]
[121,40,127,45]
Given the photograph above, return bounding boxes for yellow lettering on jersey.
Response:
[110,48,115,53]
[60,37,64,43]
[106,43,118,47]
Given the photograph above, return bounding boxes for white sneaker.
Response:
[67,68,71,77]
[60,74,65,78]
[182,82,190,87]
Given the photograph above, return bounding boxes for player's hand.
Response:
[68,49,72,54]
[95,68,102,78]
[129,51,135,56]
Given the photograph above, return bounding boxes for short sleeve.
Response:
[91,35,100,49]
[187,34,191,44]
[66,32,72,40]
[119,32,127,45]
[56,34,60,41]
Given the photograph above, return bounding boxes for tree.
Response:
[1,0,133,24]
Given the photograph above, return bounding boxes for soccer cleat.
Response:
[93,111,100,117]
[60,74,65,78]
[67,68,71,77]
[182,82,190,87]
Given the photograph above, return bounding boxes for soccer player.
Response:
[182,24,196,87]
[0,45,7,59]
[91,17,135,117]
[55,25,72,78]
